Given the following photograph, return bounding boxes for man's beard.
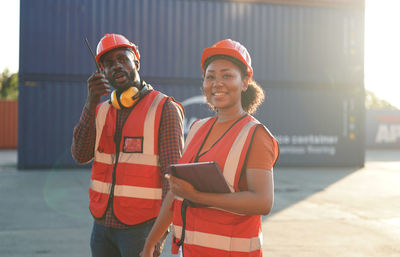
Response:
[109,70,140,92]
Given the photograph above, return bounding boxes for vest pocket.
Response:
[90,165,110,202]
[114,196,161,225]
[117,196,156,208]
[115,165,161,208]
[193,207,244,225]
[97,124,115,154]
[89,188,101,202]
[186,211,233,256]
[121,164,161,188]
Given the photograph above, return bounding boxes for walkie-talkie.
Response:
[84,38,111,98]
[85,38,102,73]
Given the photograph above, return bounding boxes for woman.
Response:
[141,39,279,257]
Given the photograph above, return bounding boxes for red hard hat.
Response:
[201,39,253,80]
[95,33,140,64]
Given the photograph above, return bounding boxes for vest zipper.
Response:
[109,113,122,202]
[109,89,148,198]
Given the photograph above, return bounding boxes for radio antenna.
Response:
[85,38,102,73]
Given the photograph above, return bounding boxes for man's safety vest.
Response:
[89,90,168,225]
[172,115,279,257]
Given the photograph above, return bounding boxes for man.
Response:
[71,33,184,257]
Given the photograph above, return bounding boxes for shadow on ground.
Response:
[265,149,400,220]
[1,149,400,257]
[266,166,358,219]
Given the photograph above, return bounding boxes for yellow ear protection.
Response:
[110,84,150,109]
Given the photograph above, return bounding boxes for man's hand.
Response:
[85,72,111,110]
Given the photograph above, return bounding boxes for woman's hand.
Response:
[166,169,274,215]
[166,174,198,201]
[140,192,174,257]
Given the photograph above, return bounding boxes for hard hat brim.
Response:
[96,44,134,63]
[201,47,253,79]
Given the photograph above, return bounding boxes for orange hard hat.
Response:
[95,33,140,64]
[201,39,253,80]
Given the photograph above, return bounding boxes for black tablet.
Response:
[168,161,231,207]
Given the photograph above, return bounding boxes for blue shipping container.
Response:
[19,0,365,168]
[366,109,400,149]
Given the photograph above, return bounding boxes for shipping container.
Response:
[0,100,18,149]
[19,0,365,168]
[159,82,365,167]
[366,109,400,149]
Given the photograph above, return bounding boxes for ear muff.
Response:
[120,86,139,108]
[110,85,149,109]
[110,90,122,109]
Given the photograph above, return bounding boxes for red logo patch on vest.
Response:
[123,137,143,153]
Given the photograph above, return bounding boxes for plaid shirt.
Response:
[71,90,184,228]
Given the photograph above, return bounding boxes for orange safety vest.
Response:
[172,115,279,257]
[89,90,168,225]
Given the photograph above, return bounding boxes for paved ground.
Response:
[0,149,399,257]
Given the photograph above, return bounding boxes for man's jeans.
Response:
[90,220,154,257]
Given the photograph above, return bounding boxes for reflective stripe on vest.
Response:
[173,117,261,251]
[183,118,258,193]
[183,118,212,153]
[173,225,262,252]
[143,93,165,155]
[95,152,158,166]
[91,180,162,199]
[223,120,257,192]
[89,91,167,223]
[175,120,258,213]
[93,93,165,166]
[94,102,109,159]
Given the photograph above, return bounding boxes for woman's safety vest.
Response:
[89,90,168,225]
[172,115,279,257]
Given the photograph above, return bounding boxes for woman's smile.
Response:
[203,59,245,114]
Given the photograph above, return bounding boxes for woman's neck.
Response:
[216,107,246,123]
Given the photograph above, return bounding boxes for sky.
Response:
[0,1,19,75]
[364,0,400,109]
[1,0,399,109]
